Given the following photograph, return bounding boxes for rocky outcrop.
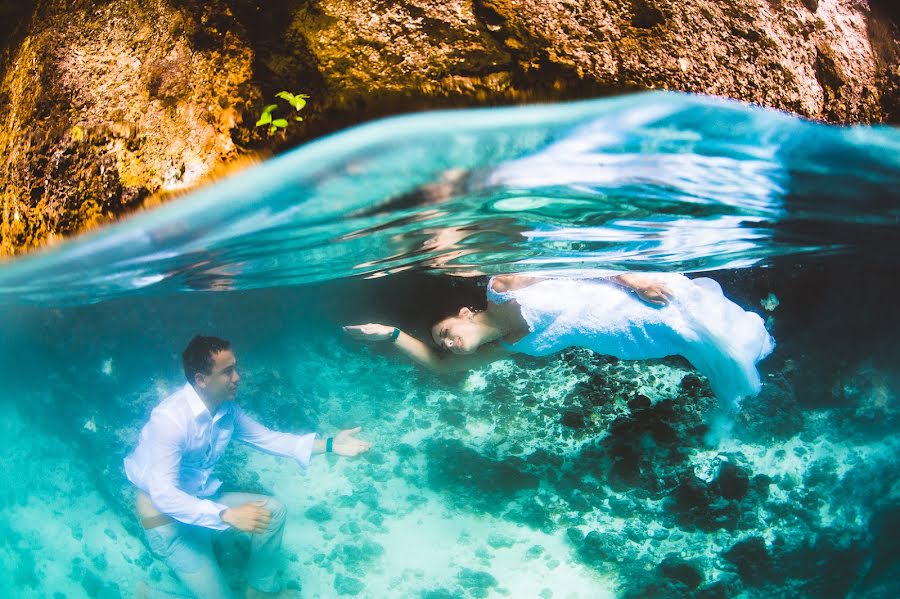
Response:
[0,0,255,254]
[1,0,898,255]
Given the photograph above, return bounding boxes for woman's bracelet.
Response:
[326,437,334,453]
[389,327,401,342]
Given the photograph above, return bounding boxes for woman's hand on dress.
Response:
[343,324,396,341]
[634,280,673,306]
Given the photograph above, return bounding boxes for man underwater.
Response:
[125,335,371,598]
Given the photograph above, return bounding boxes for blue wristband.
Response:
[326,437,334,453]
[389,327,400,342]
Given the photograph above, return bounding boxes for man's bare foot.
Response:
[245,587,301,599]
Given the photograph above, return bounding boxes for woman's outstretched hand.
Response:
[332,427,372,457]
[343,324,395,341]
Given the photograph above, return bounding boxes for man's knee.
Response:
[264,497,286,529]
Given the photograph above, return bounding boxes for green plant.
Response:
[255,92,310,135]
[275,91,309,115]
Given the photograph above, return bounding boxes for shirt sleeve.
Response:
[142,412,230,530]
[233,406,317,468]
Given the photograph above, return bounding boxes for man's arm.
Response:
[142,413,231,530]
[233,406,317,467]
[233,407,371,464]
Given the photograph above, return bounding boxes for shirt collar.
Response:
[183,382,234,423]
[183,383,212,419]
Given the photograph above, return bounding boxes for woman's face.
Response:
[431,308,483,355]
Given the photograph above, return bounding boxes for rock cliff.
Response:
[0,0,897,255]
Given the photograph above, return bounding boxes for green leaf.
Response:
[272,118,288,128]
[256,103,280,127]
[294,116,304,122]
[278,91,309,111]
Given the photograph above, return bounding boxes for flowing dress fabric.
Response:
[488,274,774,407]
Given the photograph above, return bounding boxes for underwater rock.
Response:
[438,406,467,429]
[658,555,704,589]
[304,503,333,523]
[486,533,515,549]
[777,531,868,599]
[667,470,744,532]
[714,462,750,501]
[333,573,365,596]
[560,408,586,429]
[423,438,539,514]
[332,540,385,576]
[503,497,554,532]
[723,536,774,587]
[572,529,640,568]
[855,505,900,596]
[620,559,726,599]
[595,397,708,495]
[457,568,498,597]
[678,374,708,399]
[566,527,585,544]
[734,372,803,442]
[1,0,899,254]
[832,362,899,438]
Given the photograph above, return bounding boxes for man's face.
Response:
[196,349,240,404]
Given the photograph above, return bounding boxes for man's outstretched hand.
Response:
[332,427,372,457]
[222,501,271,533]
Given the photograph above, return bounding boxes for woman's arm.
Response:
[343,324,507,374]
[610,274,673,306]
[489,274,543,293]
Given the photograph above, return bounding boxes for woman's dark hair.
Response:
[182,335,231,383]
[428,277,489,325]
[428,304,483,329]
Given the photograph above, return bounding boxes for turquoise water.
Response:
[0,92,898,598]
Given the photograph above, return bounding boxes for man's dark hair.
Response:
[182,335,231,383]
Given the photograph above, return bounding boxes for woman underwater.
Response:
[344,273,775,408]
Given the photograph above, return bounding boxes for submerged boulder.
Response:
[423,438,539,514]
[659,555,704,589]
[723,536,775,587]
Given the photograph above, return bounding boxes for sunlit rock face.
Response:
[0,0,254,255]
[0,0,898,255]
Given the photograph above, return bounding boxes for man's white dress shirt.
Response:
[124,383,316,530]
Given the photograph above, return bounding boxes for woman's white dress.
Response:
[488,274,774,407]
